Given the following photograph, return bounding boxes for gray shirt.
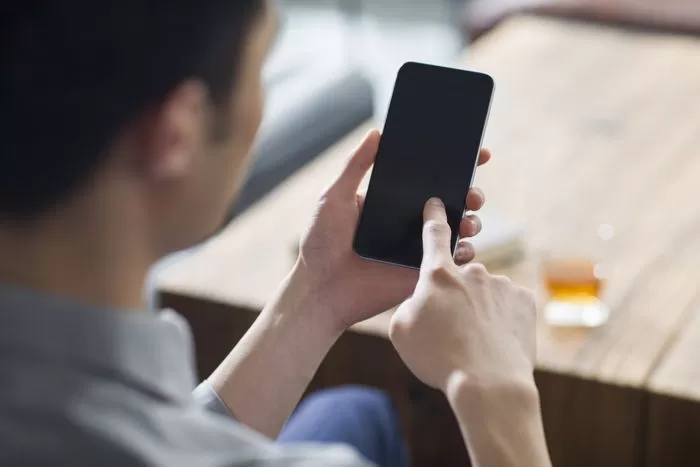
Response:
[0,283,370,466]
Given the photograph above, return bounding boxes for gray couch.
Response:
[230,7,373,216]
[232,66,372,216]
[231,1,467,216]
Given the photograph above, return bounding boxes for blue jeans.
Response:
[278,386,410,467]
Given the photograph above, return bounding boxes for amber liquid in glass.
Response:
[544,259,601,302]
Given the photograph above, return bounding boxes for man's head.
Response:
[1,1,276,255]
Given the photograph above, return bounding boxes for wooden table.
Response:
[645,307,700,467]
[157,16,700,467]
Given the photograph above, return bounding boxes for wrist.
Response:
[445,369,540,412]
[445,370,551,467]
[208,263,343,438]
[266,262,346,340]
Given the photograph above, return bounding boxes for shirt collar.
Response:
[0,282,197,404]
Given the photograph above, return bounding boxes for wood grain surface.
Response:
[158,16,700,466]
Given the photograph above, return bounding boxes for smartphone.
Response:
[353,62,494,269]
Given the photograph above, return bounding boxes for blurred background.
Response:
[233,0,467,214]
[156,1,700,466]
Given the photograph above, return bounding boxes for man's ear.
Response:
[134,80,210,182]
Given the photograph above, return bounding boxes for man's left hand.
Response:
[294,129,491,332]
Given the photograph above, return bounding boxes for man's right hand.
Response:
[390,197,537,393]
[390,198,551,467]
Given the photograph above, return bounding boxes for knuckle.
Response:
[388,320,401,341]
[464,263,488,281]
[493,274,512,287]
[316,192,333,208]
[427,265,458,286]
[517,287,538,313]
[389,312,411,339]
[424,219,449,237]
[319,181,336,199]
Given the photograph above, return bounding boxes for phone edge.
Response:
[353,66,496,269]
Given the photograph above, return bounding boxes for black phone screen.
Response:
[354,62,494,269]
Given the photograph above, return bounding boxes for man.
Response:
[0,1,552,466]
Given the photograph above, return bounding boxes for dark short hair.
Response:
[1,1,262,221]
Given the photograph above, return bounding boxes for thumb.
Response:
[422,198,453,269]
[327,129,380,199]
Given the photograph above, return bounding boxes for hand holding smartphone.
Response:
[353,62,494,269]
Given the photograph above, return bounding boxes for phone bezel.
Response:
[353,62,495,270]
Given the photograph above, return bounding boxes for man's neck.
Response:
[0,206,153,312]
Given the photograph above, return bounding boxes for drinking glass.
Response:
[542,224,615,327]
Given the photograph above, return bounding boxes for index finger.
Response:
[422,198,453,269]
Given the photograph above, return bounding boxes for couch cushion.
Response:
[464,0,700,39]
[231,66,372,216]
[229,7,373,216]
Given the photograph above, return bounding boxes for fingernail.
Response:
[470,218,479,232]
[428,198,443,207]
[458,243,475,259]
[454,248,470,263]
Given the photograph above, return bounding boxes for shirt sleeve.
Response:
[192,380,235,419]
[190,382,374,466]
